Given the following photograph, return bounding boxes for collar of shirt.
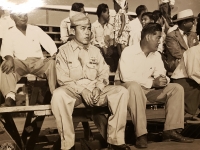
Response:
[134,44,155,57]
[178,28,189,47]
[178,28,185,36]
[93,20,109,28]
[71,39,90,51]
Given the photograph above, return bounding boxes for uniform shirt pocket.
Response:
[69,61,83,80]
[85,62,97,80]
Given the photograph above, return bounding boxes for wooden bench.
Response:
[0,104,166,150]
[0,73,166,150]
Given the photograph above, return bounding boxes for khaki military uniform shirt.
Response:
[56,40,110,94]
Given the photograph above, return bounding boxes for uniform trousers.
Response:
[116,81,184,137]
[51,85,129,150]
[0,57,57,96]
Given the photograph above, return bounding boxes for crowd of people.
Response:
[0,0,200,150]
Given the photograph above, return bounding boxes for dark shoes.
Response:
[135,134,147,149]
[108,144,131,150]
[162,129,194,143]
[5,97,16,107]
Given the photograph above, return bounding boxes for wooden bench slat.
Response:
[0,105,51,113]
[0,104,166,120]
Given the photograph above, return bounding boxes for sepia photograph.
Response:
[0,0,200,149]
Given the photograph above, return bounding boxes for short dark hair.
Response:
[142,12,153,20]
[71,3,84,12]
[136,5,147,16]
[96,3,109,18]
[152,10,162,23]
[141,23,162,40]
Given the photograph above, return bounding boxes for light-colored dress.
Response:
[114,9,131,46]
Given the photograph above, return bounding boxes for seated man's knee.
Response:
[52,87,76,104]
[115,85,128,93]
[47,59,56,67]
[170,83,184,92]
[113,86,129,103]
[118,86,129,95]
[127,81,142,91]
[52,87,66,99]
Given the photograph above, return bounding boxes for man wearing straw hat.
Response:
[51,10,131,150]
[165,9,199,74]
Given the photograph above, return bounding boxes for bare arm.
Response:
[118,13,126,37]
[162,17,170,34]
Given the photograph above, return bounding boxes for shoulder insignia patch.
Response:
[56,60,60,65]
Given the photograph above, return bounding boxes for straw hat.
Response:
[173,9,197,22]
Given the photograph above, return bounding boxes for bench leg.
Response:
[2,113,24,150]
[21,112,34,145]
[25,116,45,150]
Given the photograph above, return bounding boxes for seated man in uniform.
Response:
[51,11,130,150]
[0,12,57,106]
[115,23,194,148]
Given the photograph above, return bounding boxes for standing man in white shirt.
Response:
[0,12,57,107]
[60,3,85,43]
[91,3,117,72]
[129,5,147,46]
[115,23,194,147]
[158,0,175,25]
